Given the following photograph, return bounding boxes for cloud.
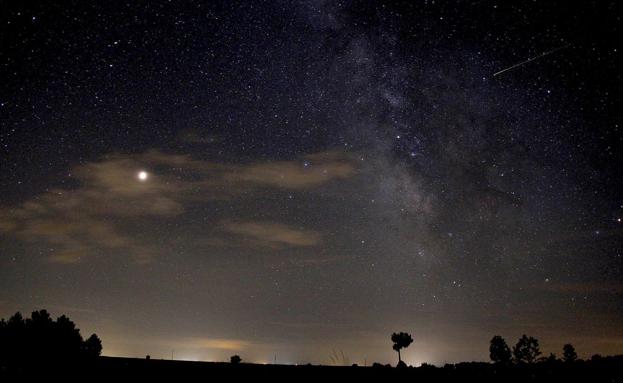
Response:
[139,148,358,192]
[183,338,250,351]
[222,221,322,248]
[1,193,158,264]
[0,153,186,263]
[226,151,357,189]
[0,149,355,263]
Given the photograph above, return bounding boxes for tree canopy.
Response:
[489,335,512,364]
[0,310,102,368]
[391,332,413,366]
[513,335,541,364]
[563,344,578,363]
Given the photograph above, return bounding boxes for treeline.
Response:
[0,310,102,370]
[490,334,581,364]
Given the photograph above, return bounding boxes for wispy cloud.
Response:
[0,149,356,263]
[182,337,251,351]
[226,151,356,189]
[222,221,322,248]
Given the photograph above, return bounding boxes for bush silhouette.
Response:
[489,335,512,364]
[230,354,242,364]
[391,332,413,366]
[563,344,577,363]
[513,334,541,364]
[0,309,102,368]
[543,352,558,364]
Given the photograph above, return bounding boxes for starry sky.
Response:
[1,0,621,365]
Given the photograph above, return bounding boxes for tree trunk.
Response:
[398,349,401,363]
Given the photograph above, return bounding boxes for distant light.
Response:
[138,171,148,181]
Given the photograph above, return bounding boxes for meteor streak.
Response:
[493,44,571,77]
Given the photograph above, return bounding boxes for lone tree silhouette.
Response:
[230,354,242,364]
[83,333,103,358]
[563,344,577,363]
[489,335,512,364]
[391,332,413,366]
[513,334,541,364]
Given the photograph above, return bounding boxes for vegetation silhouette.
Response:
[543,352,558,364]
[391,332,413,367]
[489,336,583,368]
[563,344,578,363]
[513,334,541,364]
[489,335,512,365]
[328,348,350,366]
[0,309,101,372]
[1,311,622,381]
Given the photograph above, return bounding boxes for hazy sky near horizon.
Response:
[1,1,621,365]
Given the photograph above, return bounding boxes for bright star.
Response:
[137,171,148,181]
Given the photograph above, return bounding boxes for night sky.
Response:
[1,1,621,365]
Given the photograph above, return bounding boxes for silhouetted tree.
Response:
[391,332,413,366]
[230,354,242,364]
[513,334,541,364]
[83,334,102,358]
[489,335,512,364]
[563,344,577,363]
[545,353,558,363]
[55,314,84,359]
[0,309,102,369]
[28,309,55,360]
[1,313,24,365]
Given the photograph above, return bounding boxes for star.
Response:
[137,171,148,181]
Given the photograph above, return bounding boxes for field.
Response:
[4,356,621,382]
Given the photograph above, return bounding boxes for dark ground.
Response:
[3,356,623,382]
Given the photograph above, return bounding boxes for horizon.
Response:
[1,0,621,367]
[1,307,611,366]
